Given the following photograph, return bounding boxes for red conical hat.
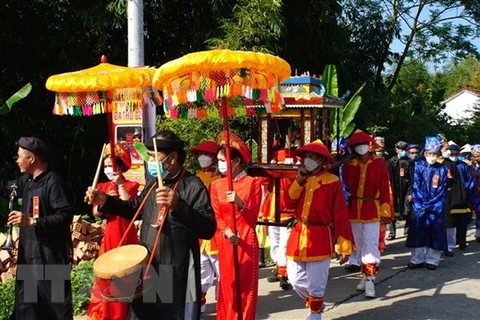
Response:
[346,129,373,147]
[293,139,335,163]
[217,131,251,164]
[189,140,219,156]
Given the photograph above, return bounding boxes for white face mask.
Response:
[355,144,369,155]
[104,167,114,180]
[449,156,458,162]
[198,155,213,168]
[217,160,228,174]
[425,156,437,165]
[376,151,384,157]
[304,157,320,172]
[442,150,451,158]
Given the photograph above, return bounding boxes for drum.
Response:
[94,244,149,302]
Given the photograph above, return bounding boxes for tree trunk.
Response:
[387,1,425,91]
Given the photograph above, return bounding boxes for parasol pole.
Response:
[92,144,107,188]
[107,113,118,173]
[221,96,243,319]
[89,143,107,205]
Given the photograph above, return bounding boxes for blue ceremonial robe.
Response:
[406,160,448,251]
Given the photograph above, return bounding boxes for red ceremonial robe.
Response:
[210,173,262,320]
[87,180,139,320]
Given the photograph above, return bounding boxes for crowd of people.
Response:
[2,128,480,320]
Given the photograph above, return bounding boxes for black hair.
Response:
[103,155,127,172]
[153,130,187,165]
[218,146,244,165]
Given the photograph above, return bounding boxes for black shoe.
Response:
[407,262,425,269]
[267,270,280,282]
[279,276,291,290]
[426,263,437,270]
[344,264,361,272]
[444,251,454,257]
[386,234,396,241]
[458,242,467,250]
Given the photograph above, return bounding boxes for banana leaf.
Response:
[0,83,32,115]
[340,82,365,132]
[322,65,338,97]
[342,123,356,138]
[133,141,149,162]
[246,139,258,163]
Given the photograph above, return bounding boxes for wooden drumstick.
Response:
[152,138,164,187]
[89,143,107,205]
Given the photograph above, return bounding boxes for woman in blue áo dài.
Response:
[406,135,448,270]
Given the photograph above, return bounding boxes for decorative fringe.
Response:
[51,88,156,117]
[160,96,282,119]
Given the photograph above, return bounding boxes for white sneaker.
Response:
[365,280,375,298]
[356,276,366,291]
[306,313,322,320]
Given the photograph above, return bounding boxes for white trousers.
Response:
[287,259,330,299]
[287,259,330,320]
[349,222,381,265]
[200,252,219,293]
[410,247,442,266]
[269,225,291,266]
[446,227,456,252]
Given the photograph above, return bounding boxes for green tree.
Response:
[342,0,480,91]
[206,0,284,53]
[443,56,480,95]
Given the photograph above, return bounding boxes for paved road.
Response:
[203,224,480,319]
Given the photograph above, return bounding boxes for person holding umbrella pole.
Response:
[210,131,262,320]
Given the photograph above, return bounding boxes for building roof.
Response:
[440,87,480,106]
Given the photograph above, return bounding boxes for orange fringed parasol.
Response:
[45,55,159,173]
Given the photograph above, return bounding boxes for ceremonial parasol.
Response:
[45,56,158,186]
[153,48,291,318]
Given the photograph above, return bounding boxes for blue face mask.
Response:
[398,151,407,158]
[218,159,238,175]
[408,153,419,160]
[449,156,458,162]
[147,154,171,178]
[458,155,465,161]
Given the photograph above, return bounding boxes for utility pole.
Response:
[128,0,155,139]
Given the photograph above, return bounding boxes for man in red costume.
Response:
[286,140,353,319]
[342,130,393,298]
[189,140,220,314]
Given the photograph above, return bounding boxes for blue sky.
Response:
[388,3,479,71]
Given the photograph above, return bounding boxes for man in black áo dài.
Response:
[85,131,216,320]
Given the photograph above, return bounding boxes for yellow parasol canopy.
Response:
[153,49,290,90]
[45,56,159,117]
[152,49,291,119]
[46,59,155,92]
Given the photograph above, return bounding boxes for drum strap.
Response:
[144,169,186,279]
[118,181,158,247]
